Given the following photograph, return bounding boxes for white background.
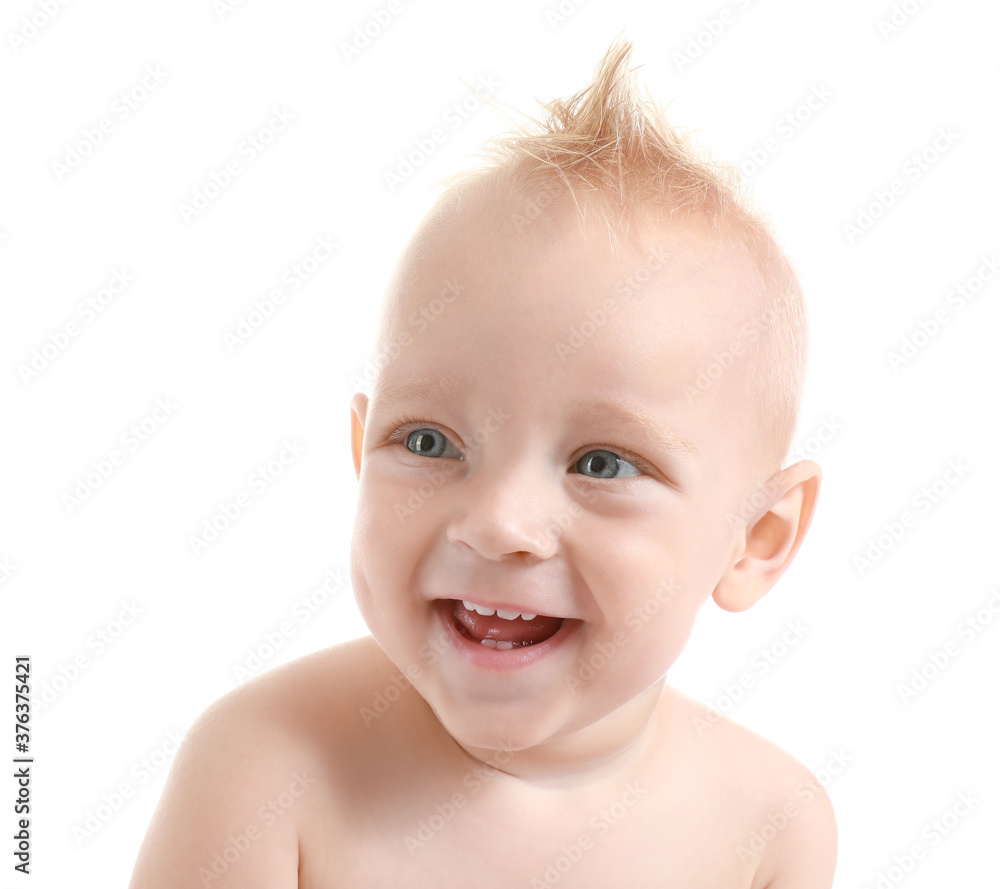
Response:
[2,0,998,885]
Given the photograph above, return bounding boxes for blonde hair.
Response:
[423,36,807,483]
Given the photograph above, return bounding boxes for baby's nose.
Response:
[444,457,566,561]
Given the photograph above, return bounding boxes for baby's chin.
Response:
[427,680,659,770]
[419,682,590,757]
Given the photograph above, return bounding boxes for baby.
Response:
[130,38,836,888]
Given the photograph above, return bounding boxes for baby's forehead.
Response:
[378,180,776,390]
[408,180,753,295]
[387,195,764,372]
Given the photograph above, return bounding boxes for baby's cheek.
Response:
[350,500,402,616]
[357,475,413,545]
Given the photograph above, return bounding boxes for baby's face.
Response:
[350,190,766,753]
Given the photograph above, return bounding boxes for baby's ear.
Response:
[350,393,368,480]
[712,461,821,612]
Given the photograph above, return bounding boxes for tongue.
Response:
[452,601,563,645]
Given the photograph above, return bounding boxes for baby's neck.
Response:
[450,679,668,793]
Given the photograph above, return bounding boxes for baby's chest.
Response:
[301,795,757,889]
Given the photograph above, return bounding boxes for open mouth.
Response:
[448,599,565,651]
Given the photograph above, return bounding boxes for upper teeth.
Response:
[462,600,537,621]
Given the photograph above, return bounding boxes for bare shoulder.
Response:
[663,687,838,889]
[128,636,391,889]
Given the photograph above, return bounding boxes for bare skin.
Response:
[129,186,836,888]
[128,639,834,888]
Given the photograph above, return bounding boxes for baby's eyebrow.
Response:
[574,400,699,460]
[371,377,699,459]
[372,375,460,409]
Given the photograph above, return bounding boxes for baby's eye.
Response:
[573,449,642,479]
[402,428,463,460]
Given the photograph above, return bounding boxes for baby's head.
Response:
[349,39,819,757]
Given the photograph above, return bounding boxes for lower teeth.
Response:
[454,617,539,649]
